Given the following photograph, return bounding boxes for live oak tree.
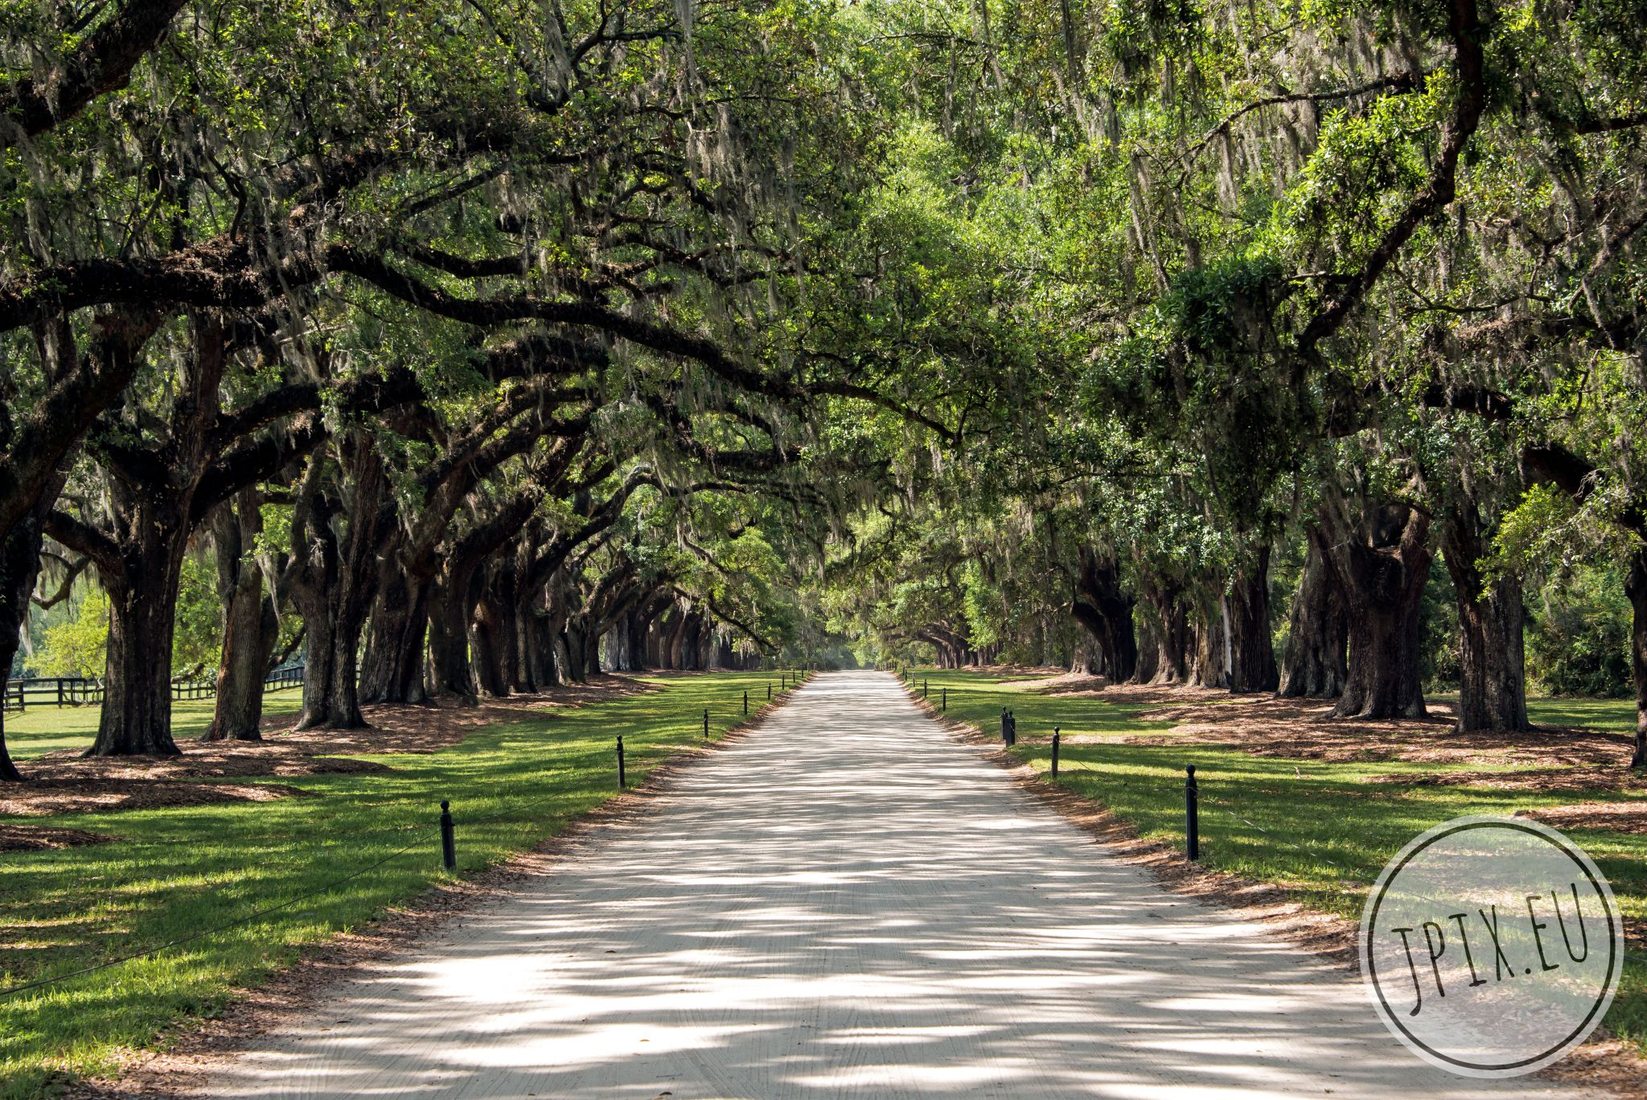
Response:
[3,0,1645,778]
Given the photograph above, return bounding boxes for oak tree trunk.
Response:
[1227,545,1279,692]
[1325,503,1431,719]
[1441,500,1529,732]
[0,491,57,780]
[1142,583,1189,685]
[471,593,516,698]
[360,568,429,704]
[1189,604,1229,689]
[94,528,188,756]
[1627,550,1647,769]
[1072,548,1137,682]
[424,572,479,703]
[1279,528,1348,697]
[206,490,277,741]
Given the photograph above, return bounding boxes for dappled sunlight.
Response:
[206,673,1560,1098]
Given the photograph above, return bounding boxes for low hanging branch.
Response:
[327,246,959,442]
[0,0,189,146]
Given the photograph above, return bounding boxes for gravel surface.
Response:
[202,670,1599,1098]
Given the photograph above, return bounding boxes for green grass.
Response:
[1526,695,1640,732]
[3,693,306,760]
[0,670,800,1098]
[914,667,1647,1051]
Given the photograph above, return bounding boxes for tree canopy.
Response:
[2,0,1644,779]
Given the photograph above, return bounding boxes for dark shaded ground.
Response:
[0,823,120,851]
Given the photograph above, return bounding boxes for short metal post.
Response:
[439,800,457,871]
[617,736,626,788]
[922,677,928,698]
[941,687,947,712]
[743,689,748,716]
[1001,708,1009,743]
[703,708,710,740]
[1051,727,1061,777]
[781,673,787,690]
[767,682,772,701]
[1185,765,1199,861]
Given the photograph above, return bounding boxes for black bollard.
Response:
[703,708,710,740]
[743,689,749,716]
[439,800,457,871]
[922,677,928,698]
[1051,727,1061,777]
[941,687,947,712]
[1001,708,1009,742]
[1185,765,1200,861]
[782,673,787,690]
[767,682,772,701]
[617,736,626,788]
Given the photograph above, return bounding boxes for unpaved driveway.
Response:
[204,671,1593,1098]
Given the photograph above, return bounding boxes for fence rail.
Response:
[1,664,304,713]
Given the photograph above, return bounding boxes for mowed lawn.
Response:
[0,670,795,1099]
[913,667,1647,1051]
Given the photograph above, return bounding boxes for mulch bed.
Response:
[1068,686,1640,786]
[1517,801,1647,837]
[0,823,121,851]
[0,780,311,818]
[0,676,654,817]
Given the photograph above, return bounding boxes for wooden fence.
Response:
[1,664,304,713]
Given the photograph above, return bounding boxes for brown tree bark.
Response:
[1441,499,1529,732]
[1227,545,1279,692]
[1627,550,1647,769]
[360,567,431,704]
[1141,581,1189,685]
[472,558,520,698]
[0,491,57,780]
[425,575,479,703]
[1189,603,1229,689]
[287,436,389,729]
[0,313,157,776]
[519,608,557,690]
[1322,502,1431,719]
[1279,528,1348,697]
[1072,548,1137,683]
[94,520,189,756]
[0,1,189,145]
[61,318,236,756]
[205,489,277,741]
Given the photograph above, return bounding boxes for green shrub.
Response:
[1526,564,1632,697]
[32,588,110,680]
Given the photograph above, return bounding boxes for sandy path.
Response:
[204,671,1592,1098]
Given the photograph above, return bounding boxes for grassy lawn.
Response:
[3,692,307,760]
[912,667,1647,1051]
[0,670,798,1099]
